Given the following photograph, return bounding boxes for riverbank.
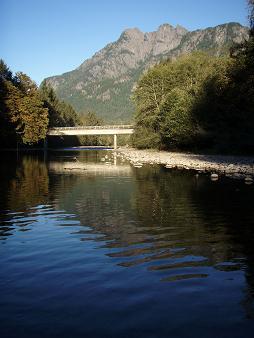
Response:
[117,147,254,179]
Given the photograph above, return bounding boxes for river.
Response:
[0,150,254,338]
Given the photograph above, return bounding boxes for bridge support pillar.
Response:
[43,137,48,162]
[114,134,117,150]
[43,136,48,150]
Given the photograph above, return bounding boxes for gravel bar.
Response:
[117,147,254,180]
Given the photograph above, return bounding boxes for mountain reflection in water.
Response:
[0,150,254,338]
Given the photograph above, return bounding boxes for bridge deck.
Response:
[47,125,134,136]
[49,125,133,130]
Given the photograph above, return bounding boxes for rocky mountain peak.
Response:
[44,22,249,122]
[120,27,144,41]
[157,23,174,31]
[175,24,189,35]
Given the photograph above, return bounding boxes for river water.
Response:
[0,150,254,338]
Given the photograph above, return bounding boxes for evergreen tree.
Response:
[79,111,108,146]
[0,63,48,146]
[5,72,48,144]
[40,81,80,127]
[197,0,254,152]
[0,60,16,146]
[80,111,103,126]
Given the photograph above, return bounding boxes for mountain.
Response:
[44,22,248,122]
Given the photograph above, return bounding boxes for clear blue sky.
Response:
[1,0,249,84]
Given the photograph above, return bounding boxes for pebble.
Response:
[245,176,253,184]
[116,148,254,180]
[211,173,219,181]
[133,163,143,168]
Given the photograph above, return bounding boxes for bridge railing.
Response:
[49,125,134,131]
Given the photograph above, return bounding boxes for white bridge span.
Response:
[47,125,134,149]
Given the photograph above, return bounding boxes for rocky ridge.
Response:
[45,22,248,122]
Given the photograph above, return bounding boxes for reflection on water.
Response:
[0,151,254,338]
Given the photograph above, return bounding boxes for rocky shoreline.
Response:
[117,147,254,181]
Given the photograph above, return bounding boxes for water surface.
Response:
[0,150,254,338]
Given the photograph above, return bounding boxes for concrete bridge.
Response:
[47,125,134,149]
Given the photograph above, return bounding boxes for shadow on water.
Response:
[0,151,254,337]
[0,153,49,237]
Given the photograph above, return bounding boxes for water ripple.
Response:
[1,153,254,337]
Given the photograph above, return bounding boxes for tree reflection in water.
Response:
[0,152,254,323]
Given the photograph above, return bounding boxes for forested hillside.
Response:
[132,2,254,153]
[45,22,248,122]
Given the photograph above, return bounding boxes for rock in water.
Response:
[211,173,219,181]
[245,176,253,184]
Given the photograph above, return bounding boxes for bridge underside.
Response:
[47,129,133,136]
[47,127,134,149]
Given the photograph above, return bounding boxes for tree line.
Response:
[132,1,254,154]
[0,63,104,148]
[1,1,253,153]
[0,60,128,149]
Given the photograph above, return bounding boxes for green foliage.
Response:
[133,31,254,154]
[40,81,80,127]
[0,63,48,145]
[78,111,112,146]
[132,126,162,149]
[249,0,254,33]
[160,88,196,147]
[0,59,13,82]
[44,23,247,123]
[0,62,16,146]
[0,62,82,147]
[133,13,254,153]
[56,76,136,123]
[194,2,254,153]
[133,52,232,150]
[79,111,103,126]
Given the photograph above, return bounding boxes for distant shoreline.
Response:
[117,147,254,180]
[0,146,113,152]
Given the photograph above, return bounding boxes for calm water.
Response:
[0,150,254,338]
